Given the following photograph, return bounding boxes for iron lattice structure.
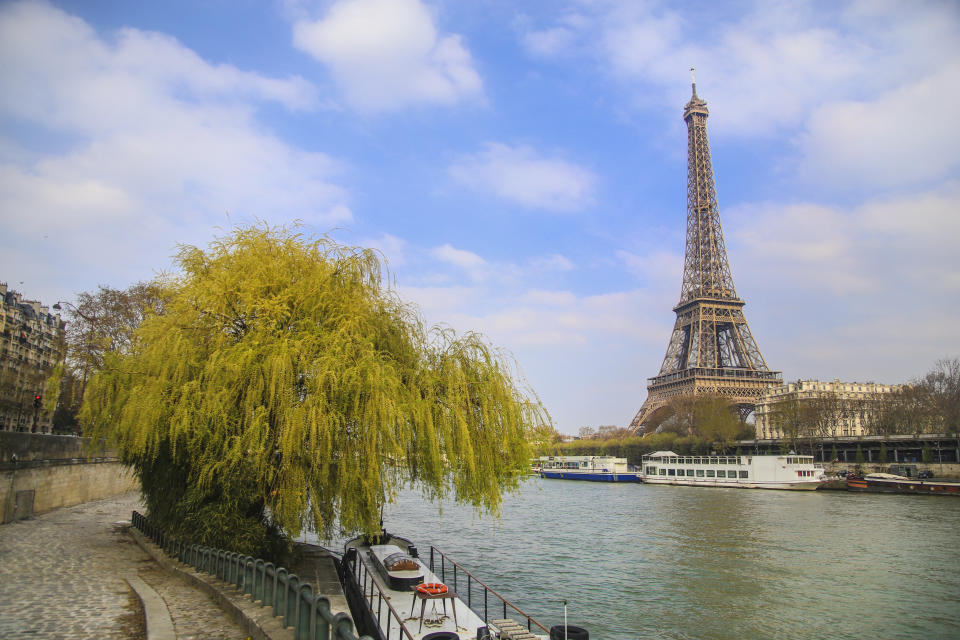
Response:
[630,78,781,433]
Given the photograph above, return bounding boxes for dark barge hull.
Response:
[338,548,385,640]
[847,477,960,495]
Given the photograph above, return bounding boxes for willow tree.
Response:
[80,225,541,556]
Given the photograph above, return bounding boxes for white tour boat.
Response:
[639,450,826,490]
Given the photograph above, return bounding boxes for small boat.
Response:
[639,451,826,490]
[846,473,960,495]
[537,455,641,482]
[340,530,584,639]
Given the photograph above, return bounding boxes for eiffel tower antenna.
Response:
[629,75,781,433]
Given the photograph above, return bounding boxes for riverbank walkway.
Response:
[0,491,248,639]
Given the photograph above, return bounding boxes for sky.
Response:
[2,0,958,434]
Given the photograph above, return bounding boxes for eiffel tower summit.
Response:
[630,71,782,434]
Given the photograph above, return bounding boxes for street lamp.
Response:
[52,300,97,322]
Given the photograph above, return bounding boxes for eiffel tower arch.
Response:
[630,73,781,434]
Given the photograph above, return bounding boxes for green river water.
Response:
[312,477,960,640]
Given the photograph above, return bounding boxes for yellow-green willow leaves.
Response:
[80,225,542,555]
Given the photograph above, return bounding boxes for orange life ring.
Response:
[416,582,448,596]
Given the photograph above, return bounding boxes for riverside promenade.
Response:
[0,491,247,639]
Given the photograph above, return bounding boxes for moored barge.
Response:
[846,473,960,495]
[340,531,587,639]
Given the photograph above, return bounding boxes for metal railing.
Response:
[131,511,373,640]
[349,548,417,640]
[428,546,548,635]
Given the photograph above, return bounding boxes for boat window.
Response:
[686,469,695,477]
[659,469,666,475]
[717,470,726,478]
[646,467,656,475]
[696,469,704,477]
[739,470,749,478]
[667,469,676,476]
[706,470,715,477]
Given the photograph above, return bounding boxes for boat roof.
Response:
[538,455,625,461]
[646,451,679,457]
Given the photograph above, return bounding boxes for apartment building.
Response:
[754,379,901,439]
[0,283,66,432]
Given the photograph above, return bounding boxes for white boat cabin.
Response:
[640,450,825,490]
[539,455,630,472]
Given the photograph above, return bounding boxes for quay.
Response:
[0,491,251,639]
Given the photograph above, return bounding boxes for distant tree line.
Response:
[535,395,755,466]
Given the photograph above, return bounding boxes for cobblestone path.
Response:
[0,491,248,639]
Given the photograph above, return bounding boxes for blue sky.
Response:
[2,0,958,433]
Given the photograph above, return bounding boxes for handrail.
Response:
[351,548,417,640]
[131,511,374,640]
[429,546,549,634]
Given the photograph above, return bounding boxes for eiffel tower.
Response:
[630,72,781,434]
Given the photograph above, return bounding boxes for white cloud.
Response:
[796,63,960,190]
[430,244,487,276]
[360,233,408,267]
[448,142,595,212]
[523,26,577,57]
[730,185,960,295]
[398,273,674,431]
[617,249,682,288]
[292,0,482,113]
[518,1,960,147]
[529,253,576,272]
[0,1,350,297]
[726,184,960,381]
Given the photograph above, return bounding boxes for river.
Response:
[309,478,960,640]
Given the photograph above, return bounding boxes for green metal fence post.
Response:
[285,574,300,627]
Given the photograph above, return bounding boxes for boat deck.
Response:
[354,542,498,640]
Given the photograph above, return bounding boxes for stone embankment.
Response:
[1,432,138,523]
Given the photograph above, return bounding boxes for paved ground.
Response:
[0,492,248,639]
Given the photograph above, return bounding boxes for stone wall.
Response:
[824,461,960,478]
[0,431,93,462]
[1,432,139,523]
